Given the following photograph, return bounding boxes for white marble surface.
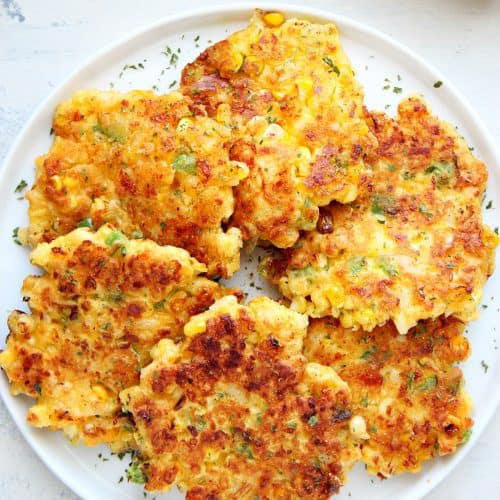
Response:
[1,1,499,499]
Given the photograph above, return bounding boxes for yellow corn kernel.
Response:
[291,296,307,314]
[296,78,314,98]
[184,317,207,337]
[0,349,14,367]
[444,414,462,428]
[92,384,108,401]
[63,176,78,188]
[325,284,344,308]
[216,103,231,124]
[234,161,249,181]
[177,117,193,133]
[232,52,245,72]
[450,335,469,358]
[151,339,180,363]
[51,175,62,190]
[263,12,284,27]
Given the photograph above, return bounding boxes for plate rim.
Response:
[1,3,499,499]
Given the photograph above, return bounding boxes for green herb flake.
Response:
[194,417,207,432]
[126,461,147,484]
[153,299,166,310]
[237,442,254,460]
[481,360,489,373]
[378,259,399,278]
[419,203,433,218]
[77,217,93,229]
[33,383,42,395]
[360,346,377,360]
[93,122,127,143]
[14,179,28,194]
[12,227,22,245]
[168,80,177,89]
[386,164,396,172]
[424,161,455,186]
[322,56,340,76]
[308,415,318,426]
[360,394,369,408]
[486,200,493,210]
[462,428,472,443]
[393,86,403,94]
[417,375,438,391]
[349,256,367,275]
[406,372,415,389]
[433,80,443,88]
[172,153,197,175]
[105,230,126,246]
[287,421,297,429]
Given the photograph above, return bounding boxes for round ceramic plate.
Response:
[0,3,498,499]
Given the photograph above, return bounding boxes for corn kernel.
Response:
[216,103,231,124]
[92,384,108,401]
[263,12,285,27]
[184,317,207,337]
[52,175,62,190]
[63,176,78,188]
[0,349,14,366]
[325,284,344,308]
[450,335,469,358]
[296,78,314,98]
[232,52,245,72]
[151,339,180,363]
[233,161,249,181]
[177,117,193,133]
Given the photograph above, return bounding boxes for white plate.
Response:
[1,3,499,500]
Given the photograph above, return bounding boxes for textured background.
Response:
[1,0,499,498]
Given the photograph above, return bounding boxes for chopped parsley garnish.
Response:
[386,164,396,171]
[462,428,472,443]
[126,461,147,484]
[378,259,399,278]
[419,203,433,218]
[308,415,318,426]
[287,421,297,429]
[481,360,489,373]
[172,152,197,175]
[370,194,395,223]
[237,442,254,459]
[416,375,438,391]
[360,394,369,407]
[12,227,22,245]
[348,256,367,275]
[105,230,126,246]
[77,217,93,229]
[360,346,377,360]
[486,200,493,209]
[168,79,177,89]
[406,372,415,389]
[92,122,126,143]
[393,86,403,94]
[424,161,455,187]
[14,179,28,193]
[153,299,166,310]
[33,383,42,395]
[322,56,340,76]
[433,80,443,88]
[49,127,54,135]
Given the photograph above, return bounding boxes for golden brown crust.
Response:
[305,316,473,477]
[25,90,249,277]
[0,226,237,449]
[181,10,376,247]
[266,96,498,332]
[121,296,361,497]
